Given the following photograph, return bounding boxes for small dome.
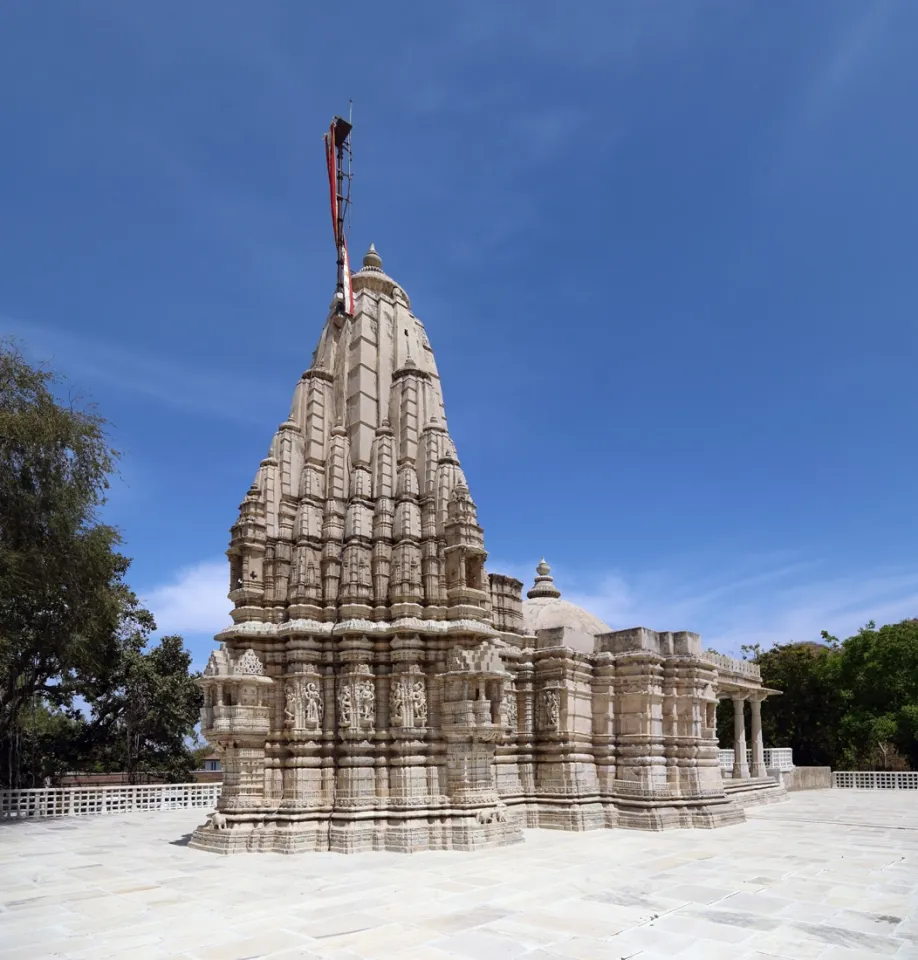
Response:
[521,560,611,653]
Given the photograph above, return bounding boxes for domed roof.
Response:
[521,560,611,652]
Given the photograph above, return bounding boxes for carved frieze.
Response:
[284,675,324,733]
[539,688,560,731]
[390,665,428,728]
[337,665,376,736]
[501,689,518,730]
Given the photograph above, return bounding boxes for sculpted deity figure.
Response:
[390,669,428,728]
[390,680,407,727]
[501,690,518,729]
[411,675,428,726]
[338,685,353,727]
[304,681,323,727]
[284,683,296,728]
[541,689,560,730]
[358,679,376,731]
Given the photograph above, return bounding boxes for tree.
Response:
[12,700,87,787]
[0,340,202,787]
[0,339,129,787]
[191,739,215,770]
[747,641,843,767]
[86,634,203,783]
[832,619,918,770]
[728,619,918,771]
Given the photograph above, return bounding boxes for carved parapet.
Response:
[204,703,271,740]
[700,650,762,681]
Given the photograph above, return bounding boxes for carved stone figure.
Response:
[357,679,376,731]
[390,680,407,727]
[304,681,323,727]
[390,668,427,728]
[410,674,428,726]
[541,689,560,730]
[283,684,296,728]
[337,685,353,727]
[501,690,518,729]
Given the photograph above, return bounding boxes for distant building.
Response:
[201,754,221,772]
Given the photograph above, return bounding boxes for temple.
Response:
[191,245,784,855]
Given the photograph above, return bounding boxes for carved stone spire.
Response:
[226,250,476,624]
[526,558,561,600]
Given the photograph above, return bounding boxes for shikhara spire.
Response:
[223,242,486,628]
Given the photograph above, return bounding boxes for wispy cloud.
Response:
[142,559,232,639]
[563,560,918,656]
[148,553,918,667]
[798,0,898,128]
[773,0,899,180]
[4,316,283,425]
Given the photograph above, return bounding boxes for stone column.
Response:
[731,695,749,779]
[749,696,766,778]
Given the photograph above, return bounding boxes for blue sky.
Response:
[2,1,916,668]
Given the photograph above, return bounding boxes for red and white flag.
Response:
[324,121,355,315]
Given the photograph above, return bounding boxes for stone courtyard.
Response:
[1,791,915,960]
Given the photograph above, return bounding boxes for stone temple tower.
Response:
[191,246,784,855]
[191,246,522,853]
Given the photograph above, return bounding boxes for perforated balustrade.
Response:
[833,771,918,789]
[0,782,222,819]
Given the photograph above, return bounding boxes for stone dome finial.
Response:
[363,243,383,271]
[527,558,561,600]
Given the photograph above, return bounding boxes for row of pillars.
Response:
[731,694,767,780]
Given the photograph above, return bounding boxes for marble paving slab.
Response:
[0,790,916,959]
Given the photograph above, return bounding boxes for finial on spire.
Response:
[363,243,383,271]
[527,558,561,600]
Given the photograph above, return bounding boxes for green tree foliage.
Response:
[86,634,203,784]
[722,619,918,771]
[0,339,201,787]
[191,740,215,770]
[831,619,918,770]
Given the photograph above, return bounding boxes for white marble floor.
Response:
[1,791,916,960]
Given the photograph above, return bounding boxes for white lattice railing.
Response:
[718,747,794,772]
[0,782,222,819]
[833,771,918,790]
[700,651,762,680]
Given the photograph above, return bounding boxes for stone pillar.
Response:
[731,696,749,779]
[749,696,766,778]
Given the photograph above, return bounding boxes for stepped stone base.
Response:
[189,808,523,855]
[723,775,788,809]
[189,793,749,854]
[613,796,746,831]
